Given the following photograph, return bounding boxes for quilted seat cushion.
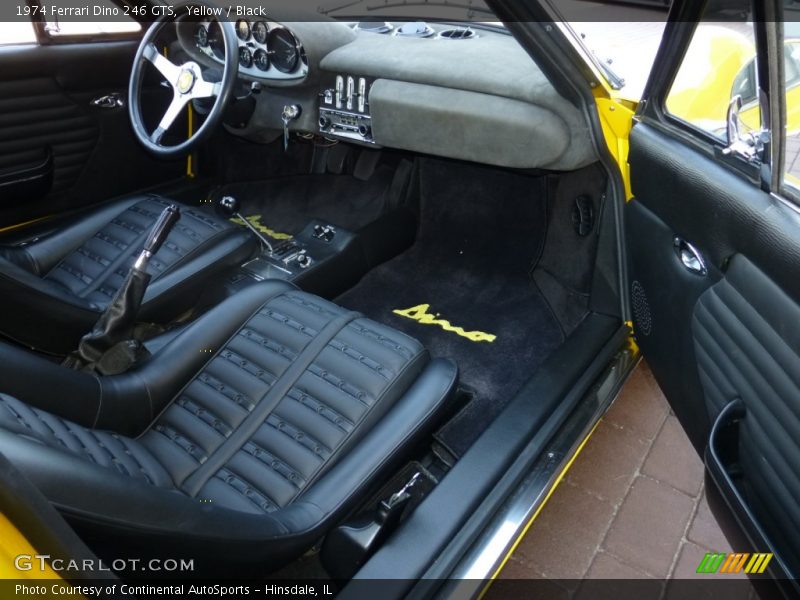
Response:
[0,288,429,515]
[0,194,255,353]
[44,196,236,308]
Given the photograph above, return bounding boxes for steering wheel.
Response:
[128,1,238,158]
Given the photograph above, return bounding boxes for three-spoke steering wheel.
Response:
[128,1,238,157]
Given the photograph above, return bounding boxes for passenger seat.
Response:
[0,280,457,568]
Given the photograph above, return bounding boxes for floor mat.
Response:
[338,159,565,457]
[209,165,399,236]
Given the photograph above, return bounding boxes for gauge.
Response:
[239,46,253,69]
[252,21,268,44]
[236,19,251,41]
[253,49,270,72]
[207,21,224,59]
[268,28,300,73]
[195,25,209,48]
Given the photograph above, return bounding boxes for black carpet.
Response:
[337,159,565,457]
[210,165,399,236]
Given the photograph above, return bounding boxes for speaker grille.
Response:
[631,280,652,336]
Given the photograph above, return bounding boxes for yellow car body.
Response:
[661,27,800,140]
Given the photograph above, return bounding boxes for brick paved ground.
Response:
[496,363,755,596]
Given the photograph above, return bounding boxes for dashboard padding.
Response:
[369,79,570,169]
[322,31,595,169]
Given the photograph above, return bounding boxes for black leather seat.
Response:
[0,280,457,567]
[0,194,255,354]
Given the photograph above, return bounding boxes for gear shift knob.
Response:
[217,195,274,255]
[217,195,241,218]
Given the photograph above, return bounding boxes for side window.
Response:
[665,19,760,140]
[0,21,37,45]
[39,0,141,38]
[731,59,757,106]
[782,41,800,197]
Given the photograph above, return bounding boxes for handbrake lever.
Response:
[63,204,182,375]
[135,203,181,271]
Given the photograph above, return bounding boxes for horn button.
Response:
[177,69,196,94]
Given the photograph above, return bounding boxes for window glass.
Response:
[0,21,37,45]
[40,0,141,37]
[782,38,800,194]
[665,20,760,140]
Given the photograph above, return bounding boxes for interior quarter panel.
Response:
[0,41,185,227]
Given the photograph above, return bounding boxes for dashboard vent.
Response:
[437,27,477,40]
[354,22,394,34]
[394,21,435,38]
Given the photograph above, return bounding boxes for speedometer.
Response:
[236,19,251,41]
[252,21,268,44]
[268,28,300,74]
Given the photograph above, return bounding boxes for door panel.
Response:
[625,192,715,451]
[694,254,800,576]
[0,41,184,227]
[629,120,800,583]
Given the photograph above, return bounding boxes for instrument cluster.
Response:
[194,18,308,81]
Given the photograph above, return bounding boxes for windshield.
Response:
[316,0,497,22]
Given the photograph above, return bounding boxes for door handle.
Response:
[673,236,707,276]
[91,93,124,109]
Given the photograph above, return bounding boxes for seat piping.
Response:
[180,309,361,497]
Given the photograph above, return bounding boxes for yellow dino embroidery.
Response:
[230,215,293,240]
[393,304,497,343]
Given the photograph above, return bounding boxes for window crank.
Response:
[281,104,302,151]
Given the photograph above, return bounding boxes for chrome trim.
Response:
[91,93,124,109]
[770,191,800,217]
[673,236,708,276]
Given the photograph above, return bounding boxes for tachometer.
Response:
[252,21,268,44]
[236,19,251,41]
[239,46,253,69]
[268,28,300,74]
[254,49,270,72]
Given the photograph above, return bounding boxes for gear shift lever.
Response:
[217,196,274,255]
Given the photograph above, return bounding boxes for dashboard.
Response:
[176,15,596,171]
[192,18,308,81]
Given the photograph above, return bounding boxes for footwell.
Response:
[208,164,400,236]
[338,159,567,457]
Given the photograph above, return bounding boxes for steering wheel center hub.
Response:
[177,69,196,94]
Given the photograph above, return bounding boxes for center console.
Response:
[226,219,359,296]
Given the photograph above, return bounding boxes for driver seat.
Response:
[0,194,255,354]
